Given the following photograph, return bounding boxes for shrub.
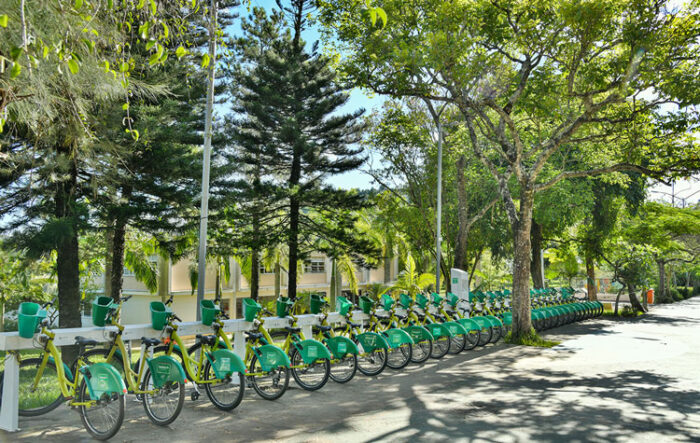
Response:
[670,288,683,301]
[677,287,690,299]
[694,285,700,296]
[655,287,672,304]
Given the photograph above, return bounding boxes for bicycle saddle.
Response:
[196,334,218,346]
[141,337,160,347]
[285,326,301,334]
[349,322,361,328]
[74,336,98,347]
[245,331,264,341]
[314,325,332,332]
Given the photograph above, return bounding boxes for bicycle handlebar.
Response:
[42,297,57,309]
[165,295,174,306]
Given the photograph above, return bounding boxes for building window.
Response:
[304,259,325,274]
[123,267,135,277]
[259,264,273,274]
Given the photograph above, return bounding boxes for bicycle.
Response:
[356,295,414,370]
[267,297,332,391]
[0,299,127,440]
[400,293,453,359]
[149,298,248,411]
[433,293,481,351]
[80,295,186,426]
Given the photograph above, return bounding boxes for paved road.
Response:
[3,298,700,442]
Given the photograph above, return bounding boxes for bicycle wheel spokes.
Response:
[203,360,244,411]
[249,354,289,401]
[78,380,125,441]
[410,339,431,363]
[356,348,387,376]
[290,349,330,391]
[387,343,411,369]
[141,369,185,425]
[329,354,357,383]
[10,357,64,416]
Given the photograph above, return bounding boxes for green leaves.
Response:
[67,58,80,74]
[0,14,8,28]
[201,53,210,68]
[175,46,187,59]
[9,62,21,79]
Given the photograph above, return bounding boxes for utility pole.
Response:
[196,0,218,320]
[436,119,443,292]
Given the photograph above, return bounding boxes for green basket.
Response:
[201,299,220,326]
[359,295,375,314]
[380,294,395,311]
[18,302,46,339]
[336,296,352,316]
[309,294,327,314]
[431,292,443,307]
[398,293,413,309]
[446,292,459,307]
[415,293,429,309]
[150,301,172,331]
[276,297,294,318]
[91,296,114,327]
[242,298,262,322]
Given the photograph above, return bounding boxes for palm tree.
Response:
[389,253,435,296]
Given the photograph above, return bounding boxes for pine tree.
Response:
[225,0,371,298]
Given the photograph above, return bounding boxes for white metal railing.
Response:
[0,311,371,432]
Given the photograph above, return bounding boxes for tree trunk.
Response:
[453,154,469,271]
[274,260,281,298]
[585,251,598,301]
[250,248,260,300]
[383,236,392,284]
[330,259,337,305]
[530,221,544,289]
[109,213,127,302]
[104,229,113,298]
[55,145,81,364]
[614,289,623,315]
[287,196,300,299]
[657,259,666,301]
[157,255,169,303]
[511,191,534,338]
[628,284,646,313]
[0,297,5,332]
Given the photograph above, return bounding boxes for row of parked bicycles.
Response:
[1,287,602,439]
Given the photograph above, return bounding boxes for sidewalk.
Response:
[3,298,699,442]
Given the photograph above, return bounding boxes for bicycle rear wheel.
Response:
[448,334,466,354]
[329,354,357,383]
[386,343,412,370]
[463,330,479,350]
[141,367,185,425]
[0,357,64,416]
[430,335,450,359]
[78,378,125,440]
[290,347,330,391]
[249,354,289,401]
[410,339,432,363]
[202,360,245,411]
[477,328,492,346]
[356,347,387,376]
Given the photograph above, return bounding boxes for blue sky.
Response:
[225,0,385,190]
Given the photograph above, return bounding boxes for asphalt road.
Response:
[3,298,699,442]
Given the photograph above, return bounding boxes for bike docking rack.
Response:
[0,308,380,432]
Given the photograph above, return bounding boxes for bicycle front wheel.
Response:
[290,347,330,391]
[141,366,185,425]
[249,354,289,401]
[0,357,64,416]
[202,359,245,411]
[78,378,125,440]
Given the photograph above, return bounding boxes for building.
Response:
[101,255,399,324]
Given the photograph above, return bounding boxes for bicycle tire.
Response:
[329,353,357,384]
[477,327,492,346]
[249,353,289,400]
[448,333,466,354]
[0,357,64,416]
[290,347,330,391]
[141,366,185,425]
[410,339,431,364]
[386,343,412,369]
[430,335,450,359]
[78,378,125,440]
[202,359,245,411]
[463,330,479,350]
[355,345,388,376]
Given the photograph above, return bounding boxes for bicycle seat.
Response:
[74,336,98,347]
[245,331,264,341]
[314,325,332,332]
[349,322,361,328]
[374,313,390,319]
[285,326,301,334]
[196,334,218,346]
[141,337,160,347]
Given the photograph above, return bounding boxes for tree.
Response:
[319,0,700,338]
[224,0,370,299]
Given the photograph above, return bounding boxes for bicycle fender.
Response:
[205,349,246,378]
[355,332,389,352]
[80,362,127,400]
[402,325,434,342]
[146,355,186,387]
[293,339,332,364]
[426,323,454,338]
[442,321,467,336]
[254,344,291,372]
[324,335,358,359]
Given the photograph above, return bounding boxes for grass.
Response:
[503,329,560,348]
[601,306,645,318]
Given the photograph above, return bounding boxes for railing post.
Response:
[233,330,246,361]
[0,352,20,432]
